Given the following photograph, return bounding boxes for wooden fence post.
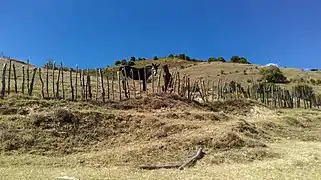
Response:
[70,68,74,101]
[106,71,110,100]
[1,63,7,98]
[131,68,136,98]
[29,68,37,96]
[27,58,30,94]
[13,64,17,94]
[39,68,45,98]
[61,62,65,99]
[86,70,92,100]
[75,65,78,100]
[7,59,11,94]
[52,61,56,97]
[96,68,99,101]
[138,69,142,96]
[144,67,147,92]
[99,68,105,102]
[46,62,49,97]
[112,72,115,100]
[56,65,61,98]
[118,71,122,100]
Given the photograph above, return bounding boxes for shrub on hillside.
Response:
[217,57,226,62]
[260,66,288,83]
[121,59,127,65]
[130,56,136,62]
[114,60,121,66]
[230,56,251,64]
[153,56,158,60]
[168,54,174,59]
[208,57,217,62]
[185,56,191,61]
[127,61,135,66]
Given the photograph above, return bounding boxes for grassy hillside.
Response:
[1,94,321,179]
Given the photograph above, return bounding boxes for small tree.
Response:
[230,56,250,64]
[121,59,127,65]
[208,57,217,62]
[114,60,121,66]
[130,56,136,62]
[260,66,288,83]
[217,57,226,62]
[185,56,191,61]
[128,61,135,66]
[168,54,174,59]
[153,56,158,60]
[178,53,186,60]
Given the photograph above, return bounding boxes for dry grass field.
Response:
[1,57,321,179]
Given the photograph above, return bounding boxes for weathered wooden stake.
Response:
[56,65,61,98]
[70,69,74,101]
[13,64,17,94]
[96,68,99,101]
[118,71,122,100]
[75,65,78,100]
[138,69,142,97]
[99,68,105,102]
[22,67,25,94]
[1,63,7,98]
[106,72,110,100]
[61,62,65,99]
[131,69,136,98]
[87,69,92,100]
[39,68,45,98]
[112,72,115,100]
[29,68,37,96]
[27,58,30,94]
[46,62,49,97]
[7,59,11,94]
[52,61,56,97]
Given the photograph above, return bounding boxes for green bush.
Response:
[130,56,136,62]
[153,56,158,60]
[114,60,121,66]
[208,57,217,62]
[168,54,174,59]
[217,57,226,62]
[185,56,191,61]
[127,61,135,66]
[260,66,288,83]
[230,56,251,64]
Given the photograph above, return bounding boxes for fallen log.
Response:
[139,147,205,170]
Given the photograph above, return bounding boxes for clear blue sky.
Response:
[1,0,320,69]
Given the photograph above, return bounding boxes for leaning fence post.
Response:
[96,68,99,101]
[52,61,56,97]
[29,68,37,96]
[61,62,65,99]
[22,67,25,94]
[111,72,115,100]
[46,62,49,97]
[7,59,11,94]
[106,70,110,100]
[1,63,7,98]
[138,69,142,96]
[13,64,18,94]
[99,68,105,102]
[131,68,136,98]
[56,64,61,98]
[118,71,122,100]
[27,58,30,94]
[70,68,74,101]
[38,68,45,98]
[75,65,78,100]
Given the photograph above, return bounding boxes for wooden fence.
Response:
[1,60,321,109]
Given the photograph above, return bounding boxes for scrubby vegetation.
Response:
[260,65,288,83]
